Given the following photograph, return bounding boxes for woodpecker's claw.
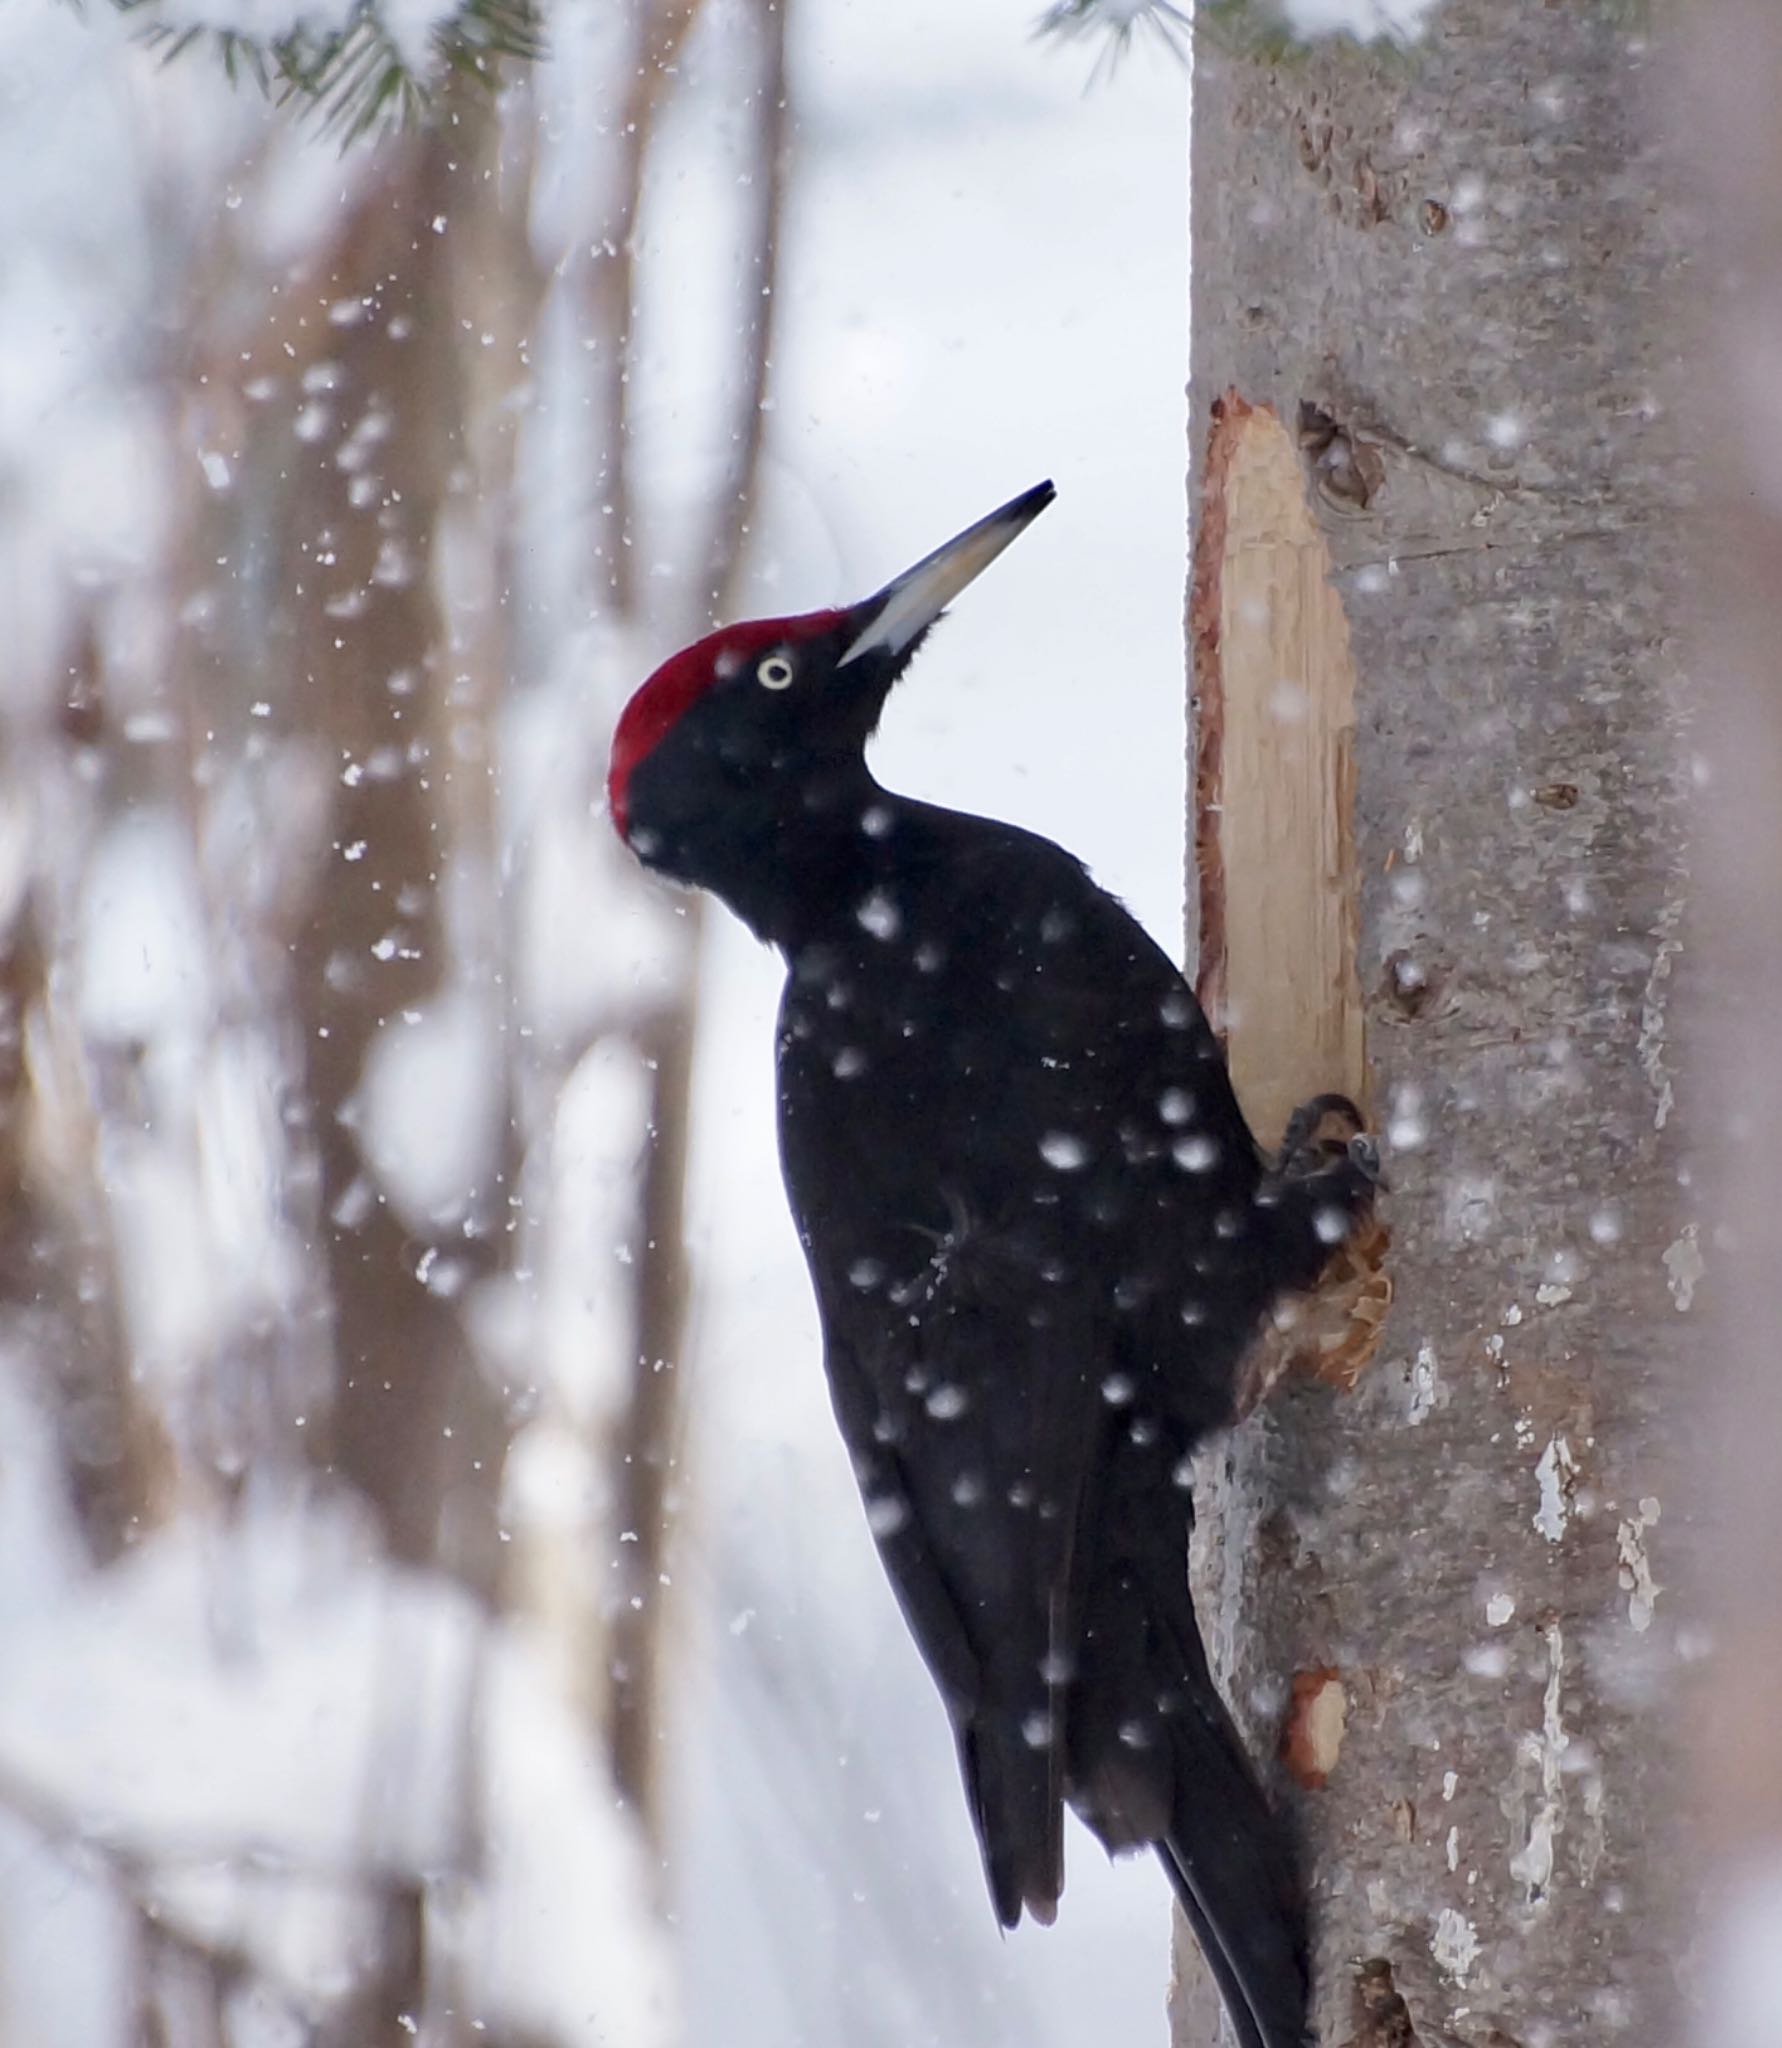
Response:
[1348,1131,1386,1190]
[1274,1091,1366,1175]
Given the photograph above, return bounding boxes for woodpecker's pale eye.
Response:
[757,653,795,690]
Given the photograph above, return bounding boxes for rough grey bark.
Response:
[1182,10,1692,2044]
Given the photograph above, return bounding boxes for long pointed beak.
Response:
[838,480,1056,667]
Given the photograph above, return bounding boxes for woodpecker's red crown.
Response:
[608,609,844,837]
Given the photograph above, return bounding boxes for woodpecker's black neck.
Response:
[639,742,911,952]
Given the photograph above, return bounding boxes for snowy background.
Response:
[0,2,1195,2043]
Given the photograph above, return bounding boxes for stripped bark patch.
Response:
[1192,392,1388,1388]
[1193,391,1365,1136]
[1281,1665,1348,1788]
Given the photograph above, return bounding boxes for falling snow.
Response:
[1039,1131,1091,1171]
[865,1495,909,1540]
[856,889,903,942]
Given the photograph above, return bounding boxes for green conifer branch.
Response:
[100,0,544,139]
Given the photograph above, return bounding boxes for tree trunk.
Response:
[1182,10,1691,2043]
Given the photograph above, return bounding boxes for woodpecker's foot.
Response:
[1235,1189,1392,1419]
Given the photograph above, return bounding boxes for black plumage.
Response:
[609,484,1376,2048]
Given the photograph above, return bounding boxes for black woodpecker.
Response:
[609,483,1378,2048]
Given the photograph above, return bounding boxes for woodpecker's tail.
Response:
[1153,1683,1312,2048]
[958,1708,1064,1929]
[1070,1549,1312,2048]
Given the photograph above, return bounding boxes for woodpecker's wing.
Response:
[774,811,1269,1924]
[803,1239,1101,1925]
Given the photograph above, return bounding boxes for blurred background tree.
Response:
[1,3,780,2040]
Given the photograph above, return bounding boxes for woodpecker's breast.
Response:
[770,846,1145,1275]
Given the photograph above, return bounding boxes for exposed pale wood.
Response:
[1192,395,1366,1149]
[1192,396,1388,1427]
